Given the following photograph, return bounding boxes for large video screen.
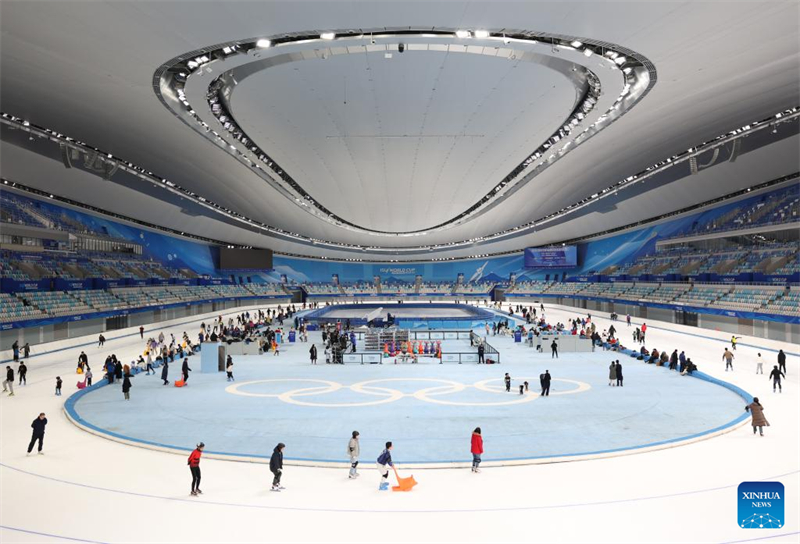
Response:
[524,246,578,268]
[219,248,273,270]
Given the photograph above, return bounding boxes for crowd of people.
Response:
[8,300,792,496]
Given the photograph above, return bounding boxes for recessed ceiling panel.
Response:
[231,51,576,231]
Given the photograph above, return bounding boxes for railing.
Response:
[342,351,486,364]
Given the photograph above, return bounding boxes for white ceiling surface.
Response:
[3,131,797,262]
[232,51,576,232]
[1,1,799,253]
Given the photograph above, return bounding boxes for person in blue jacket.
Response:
[377,441,394,491]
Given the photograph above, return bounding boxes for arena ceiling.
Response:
[1,1,799,259]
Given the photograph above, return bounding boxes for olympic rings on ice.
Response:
[225,378,591,407]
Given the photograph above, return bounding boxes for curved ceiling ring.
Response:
[154,28,656,240]
[211,43,592,234]
[3,107,796,257]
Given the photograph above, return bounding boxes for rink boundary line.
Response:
[0,525,110,544]
[1,462,796,515]
[720,531,800,544]
[63,370,753,469]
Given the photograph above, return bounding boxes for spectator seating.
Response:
[0,293,45,322]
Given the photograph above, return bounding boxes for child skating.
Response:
[347,431,360,479]
[226,356,234,381]
[377,442,393,491]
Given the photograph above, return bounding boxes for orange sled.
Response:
[392,467,418,492]
[174,380,185,387]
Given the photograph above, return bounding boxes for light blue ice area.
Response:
[72,343,747,463]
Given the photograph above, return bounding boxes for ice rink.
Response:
[1,302,798,543]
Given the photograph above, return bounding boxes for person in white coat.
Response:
[347,431,360,479]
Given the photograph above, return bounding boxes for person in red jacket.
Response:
[188,442,204,496]
[471,427,484,473]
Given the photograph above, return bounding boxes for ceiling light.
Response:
[474,30,490,39]
[455,30,471,38]
[583,48,593,57]
[320,32,336,40]
[570,40,583,48]
[614,56,627,65]
[256,38,271,48]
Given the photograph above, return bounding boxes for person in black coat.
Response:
[114,360,123,380]
[270,442,285,491]
[540,370,551,396]
[551,340,559,358]
[669,350,679,371]
[778,350,786,375]
[18,361,27,386]
[477,344,485,364]
[309,344,318,365]
[769,365,785,393]
[122,373,132,400]
[161,360,169,386]
[616,360,624,386]
[181,359,192,383]
[27,413,47,454]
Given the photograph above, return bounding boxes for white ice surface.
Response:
[1,302,798,544]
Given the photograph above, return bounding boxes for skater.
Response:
[270,442,285,491]
[161,359,170,386]
[226,356,234,381]
[98,334,105,347]
[12,340,19,362]
[756,353,764,374]
[777,349,786,375]
[309,344,318,365]
[769,365,785,393]
[27,412,47,455]
[722,348,734,371]
[122,372,132,400]
[745,398,769,436]
[377,442,393,491]
[18,361,27,385]
[86,368,93,387]
[347,431,360,479]
[626,314,631,327]
[608,361,617,386]
[551,339,559,358]
[3,366,14,396]
[55,376,62,396]
[477,343,485,364]
[188,442,204,495]
[616,360,624,387]
[471,427,483,473]
[524,381,529,392]
[731,335,740,350]
[23,343,30,358]
[540,370,551,396]
[181,358,192,383]
[145,352,154,375]
[139,326,144,339]
[504,373,511,392]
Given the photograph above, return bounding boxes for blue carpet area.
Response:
[71,347,745,463]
